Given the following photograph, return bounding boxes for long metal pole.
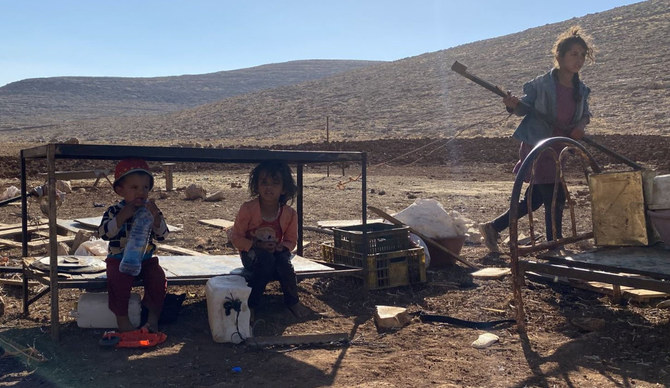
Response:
[20,152,29,316]
[297,163,303,256]
[47,144,60,341]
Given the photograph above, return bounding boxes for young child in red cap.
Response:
[98,158,169,332]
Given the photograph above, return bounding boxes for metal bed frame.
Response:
[20,143,368,340]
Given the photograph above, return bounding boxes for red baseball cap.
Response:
[113,158,154,190]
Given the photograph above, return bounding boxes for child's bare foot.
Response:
[141,323,158,333]
[287,302,311,318]
[116,315,136,332]
[146,310,160,333]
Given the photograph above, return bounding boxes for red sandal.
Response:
[100,327,167,348]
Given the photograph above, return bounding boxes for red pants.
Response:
[105,256,167,316]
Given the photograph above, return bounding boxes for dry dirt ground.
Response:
[1,137,670,387]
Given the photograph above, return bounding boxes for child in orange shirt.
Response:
[230,161,310,318]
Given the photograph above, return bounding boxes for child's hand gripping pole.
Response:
[450,61,644,170]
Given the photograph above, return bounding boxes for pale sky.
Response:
[0,0,642,87]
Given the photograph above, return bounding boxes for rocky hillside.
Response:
[0,0,667,145]
[0,60,382,125]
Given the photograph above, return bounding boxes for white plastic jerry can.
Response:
[205,275,252,344]
[76,292,141,329]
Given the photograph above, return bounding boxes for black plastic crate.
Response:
[333,222,412,254]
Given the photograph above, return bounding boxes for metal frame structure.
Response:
[20,143,368,340]
[508,137,670,331]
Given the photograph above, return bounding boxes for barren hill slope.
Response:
[0,0,667,145]
[0,60,382,126]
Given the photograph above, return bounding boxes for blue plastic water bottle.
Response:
[119,206,154,276]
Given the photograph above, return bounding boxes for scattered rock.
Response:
[195,237,208,248]
[374,305,411,330]
[56,180,72,193]
[467,226,482,244]
[1,186,20,200]
[571,317,606,332]
[204,190,225,202]
[472,332,499,349]
[184,184,206,200]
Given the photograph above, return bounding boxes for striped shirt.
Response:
[98,200,169,259]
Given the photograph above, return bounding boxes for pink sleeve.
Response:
[230,203,254,252]
[280,206,298,252]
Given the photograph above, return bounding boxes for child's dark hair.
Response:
[552,26,595,102]
[248,161,298,206]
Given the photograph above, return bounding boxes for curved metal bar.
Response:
[526,146,561,247]
[508,137,601,331]
[557,146,589,238]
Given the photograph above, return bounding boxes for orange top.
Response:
[229,198,298,252]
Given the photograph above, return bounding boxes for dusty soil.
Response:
[1,137,670,388]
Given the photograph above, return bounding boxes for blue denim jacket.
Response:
[511,68,591,145]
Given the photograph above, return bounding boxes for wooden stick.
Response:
[156,243,209,256]
[247,333,350,347]
[368,206,478,269]
[0,278,40,287]
[303,225,334,235]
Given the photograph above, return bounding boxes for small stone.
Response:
[472,332,499,349]
[374,305,410,330]
[571,317,606,332]
[184,184,206,200]
[195,237,208,248]
[56,180,72,193]
[204,190,225,202]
